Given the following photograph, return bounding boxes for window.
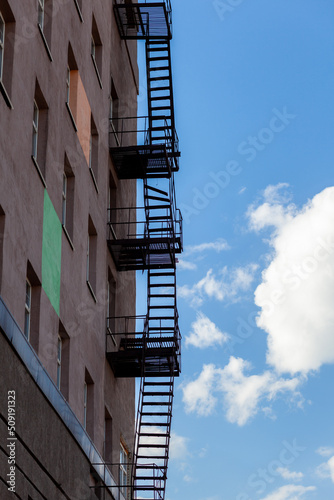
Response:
[37,0,52,59]
[0,206,5,292]
[25,262,41,351]
[84,370,94,438]
[65,44,79,129]
[32,81,49,183]
[56,334,62,389]
[38,0,44,30]
[108,173,117,237]
[107,270,116,346]
[24,279,32,340]
[62,155,75,244]
[66,66,70,105]
[0,3,15,108]
[32,100,39,160]
[91,16,102,87]
[104,410,113,463]
[109,78,120,147]
[87,217,97,298]
[89,115,99,189]
[83,381,87,428]
[58,321,70,398]
[120,442,129,497]
[0,14,4,81]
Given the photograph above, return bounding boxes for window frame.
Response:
[56,334,62,390]
[83,381,88,429]
[62,171,67,227]
[38,0,45,30]
[32,100,39,160]
[24,279,32,340]
[66,65,70,105]
[119,442,128,497]
[0,13,4,82]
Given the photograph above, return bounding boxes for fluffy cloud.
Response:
[182,364,219,416]
[316,455,334,482]
[169,432,189,461]
[177,239,229,271]
[260,485,316,500]
[186,238,230,254]
[178,264,258,307]
[276,467,303,480]
[316,446,334,457]
[185,312,229,349]
[250,186,334,374]
[247,183,295,232]
[182,358,302,425]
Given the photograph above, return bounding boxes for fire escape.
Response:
[106,2,182,499]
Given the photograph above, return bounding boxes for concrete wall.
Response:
[0,0,138,493]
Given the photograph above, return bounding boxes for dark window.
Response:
[0,2,15,107]
[89,115,99,189]
[37,0,52,59]
[25,262,41,352]
[32,81,48,183]
[87,216,97,296]
[91,16,102,87]
[0,206,5,292]
[58,321,70,399]
[62,154,75,243]
[104,409,113,463]
[84,369,94,438]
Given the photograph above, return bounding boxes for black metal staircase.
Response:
[107,2,181,499]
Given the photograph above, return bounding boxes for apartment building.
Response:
[0,1,181,499]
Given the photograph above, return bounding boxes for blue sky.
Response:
[138,1,334,499]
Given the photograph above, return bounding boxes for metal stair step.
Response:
[149,65,170,72]
[142,401,171,406]
[149,105,172,112]
[148,56,169,62]
[138,442,168,448]
[141,411,170,416]
[143,381,173,386]
[149,85,172,92]
[148,75,171,82]
[145,195,170,202]
[145,185,169,196]
[139,431,169,436]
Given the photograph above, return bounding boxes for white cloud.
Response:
[259,484,316,500]
[185,312,229,349]
[239,186,247,195]
[276,467,303,480]
[316,446,334,457]
[177,259,197,271]
[263,183,292,204]
[185,238,230,254]
[251,186,334,375]
[177,239,230,271]
[182,358,302,426]
[182,364,219,416]
[316,455,334,482]
[178,264,258,307]
[169,432,189,461]
[247,183,296,232]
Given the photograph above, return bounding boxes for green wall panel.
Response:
[42,190,62,315]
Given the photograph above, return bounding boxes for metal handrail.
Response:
[109,116,179,159]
